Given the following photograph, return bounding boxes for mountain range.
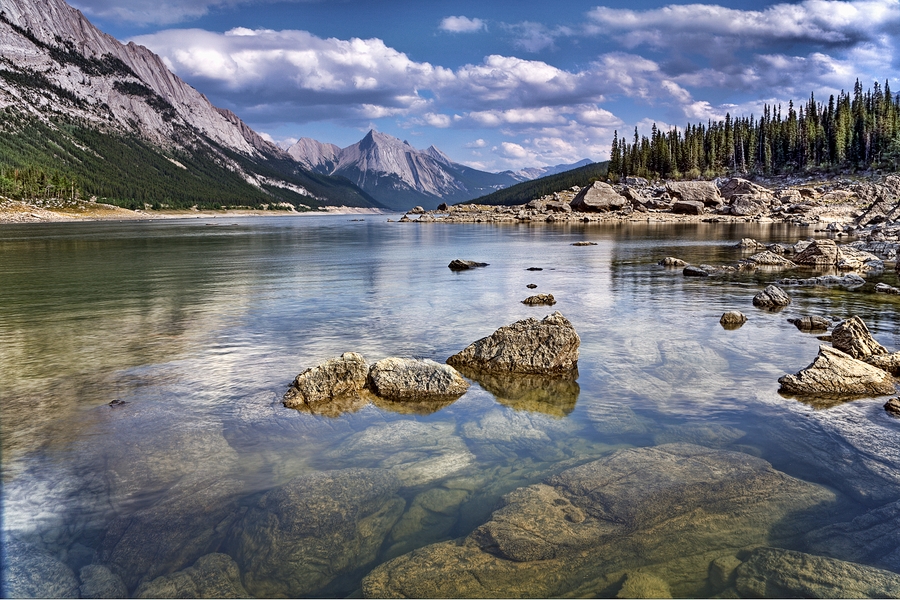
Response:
[0,0,591,211]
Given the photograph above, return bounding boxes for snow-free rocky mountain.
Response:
[0,0,381,210]
[287,132,593,211]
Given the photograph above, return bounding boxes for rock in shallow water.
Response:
[752,284,791,308]
[1,540,79,598]
[447,311,580,375]
[283,351,370,409]
[362,443,835,598]
[777,345,895,398]
[831,316,888,360]
[229,468,404,598]
[735,547,900,598]
[719,311,747,328]
[79,564,127,599]
[134,553,247,599]
[448,259,488,270]
[367,357,469,401]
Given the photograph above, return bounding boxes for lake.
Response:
[1,215,899,597]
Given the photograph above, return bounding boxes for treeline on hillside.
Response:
[467,161,609,206]
[0,112,379,209]
[609,80,900,181]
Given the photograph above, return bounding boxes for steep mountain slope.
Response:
[0,0,382,209]
[465,161,610,206]
[514,159,594,180]
[287,131,524,211]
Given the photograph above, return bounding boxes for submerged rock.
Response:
[229,468,404,598]
[79,565,127,599]
[134,553,248,599]
[806,500,900,573]
[682,265,709,277]
[752,284,791,308]
[777,345,895,397]
[719,311,747,328]
[362,444,834,598]
[787,316,831,332]
[447,311,580,375]
[449,259,489,270]
[831,316,888,359]
[367,357,469,401]
[522,293,556,306]
[456,366,580,417]
[1,539,79,599]
[735,547,900,599]
[776,273,866,289]
[283,352,370,409]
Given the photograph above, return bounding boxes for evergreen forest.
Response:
[467,161,609,206]
[608,80,900,181]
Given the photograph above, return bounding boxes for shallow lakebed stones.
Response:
[134,553,248,599]
[229,468,404,598]
[752,284,791,309]
[447,311,580,375]
[362,443,835,598]
[777,345,896,397]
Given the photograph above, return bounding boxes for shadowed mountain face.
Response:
[0,0,383,209]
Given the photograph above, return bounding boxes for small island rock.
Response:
[787,316,831,332]
[658,257,687,267]
[720,311,747,328]
[447,311,580,374]
[449,259,489,270]
[885,397,900,416]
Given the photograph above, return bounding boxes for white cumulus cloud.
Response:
[439,16,486,33]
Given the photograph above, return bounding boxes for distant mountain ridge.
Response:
[286,131,594,211]
[0,0,382,209]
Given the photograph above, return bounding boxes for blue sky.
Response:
[70,0,900,171]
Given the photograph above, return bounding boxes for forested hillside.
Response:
[609,80,900,181]
[465,161,609,206]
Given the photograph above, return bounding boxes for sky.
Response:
[70,0,900,172]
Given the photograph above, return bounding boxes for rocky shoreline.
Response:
[393,174,900,230]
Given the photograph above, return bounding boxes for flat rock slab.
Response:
[778,345,896,397]
[229,468,404,598]
[363,444,834,598]
[735,547,900,598]
[447,311,580,375]
[368,357,469,400]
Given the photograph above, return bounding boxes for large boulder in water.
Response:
[228,468,404,598]
[831,316,888,360]
[283,352,370,409]
[447,311,580,374]
[752,284,791,308]
[367,357,469,401]
[362,444,834,598]
[569,181,627,212]
[777,345,895,397]
[793,238,840,267]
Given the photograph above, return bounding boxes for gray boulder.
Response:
[79,564,127,599]
[720,311,747,328]
[229,468,404,598]
[283,352,369,409]
[672,200,705,215]
[367,357,469,401]
[1,540,79,598]
[787,316,831,331]
[449,259,489,270]
[667,180,722,207]
[447,311,580,374]
[752,284,791,308]
[134,554,248,599]
[735,547,900,599]
[729,195,768,216]
[777,345,895,397]
[682,265,709,277]
[569,181,628,212]
[832,316,888,359]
